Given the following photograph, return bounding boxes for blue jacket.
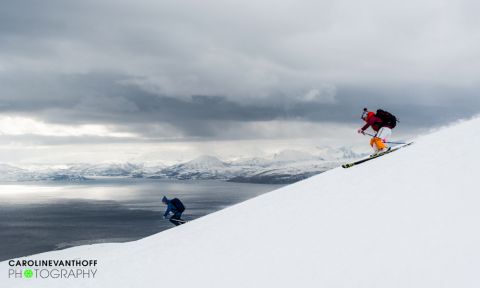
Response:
[163,200,179,217]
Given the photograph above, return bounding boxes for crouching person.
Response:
[162,196,186,226]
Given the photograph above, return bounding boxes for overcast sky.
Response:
[1,0,479,164]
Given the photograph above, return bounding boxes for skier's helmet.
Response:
[361,108,374,121]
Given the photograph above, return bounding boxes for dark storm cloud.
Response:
[0,134,141,146]
[1,0,480,142]
[1,71,479,140]
[0,72,308,138]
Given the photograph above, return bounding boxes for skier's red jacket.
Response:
[361,114,383,132]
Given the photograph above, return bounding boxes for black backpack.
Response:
[376,109,398,129]
[170,198,185,213]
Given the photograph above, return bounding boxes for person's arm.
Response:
[360,117,376,132]
[360,122,370,131]
[164,204,172,218]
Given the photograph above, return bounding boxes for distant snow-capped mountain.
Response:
[177,155,228,170]
[64,163,144,177]
[0,147,366,184]
[158,156,234,180]
[315,146,365,161]
[152,147,365,183]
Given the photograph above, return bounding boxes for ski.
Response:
[169,218,188,224]
[342,142,413,168]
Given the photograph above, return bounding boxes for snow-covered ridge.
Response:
[0,147,366,184]
[2,117,479,287]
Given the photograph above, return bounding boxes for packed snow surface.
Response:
[2,117,480,287]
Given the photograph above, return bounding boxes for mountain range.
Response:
[0,147,366,184]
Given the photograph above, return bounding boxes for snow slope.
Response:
[2,117,480,287]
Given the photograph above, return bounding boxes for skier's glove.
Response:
[357,129,365,134]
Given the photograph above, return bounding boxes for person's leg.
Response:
[372,127,391,152]
[169,213,180,226]
[176,212,184,225]
[376,127,392,145]
[370,138,380,152]
[373,137,386,150]
[169,212,184,226]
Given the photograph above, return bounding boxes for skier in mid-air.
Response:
[162,196,186,226]
[358,108,396,155]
